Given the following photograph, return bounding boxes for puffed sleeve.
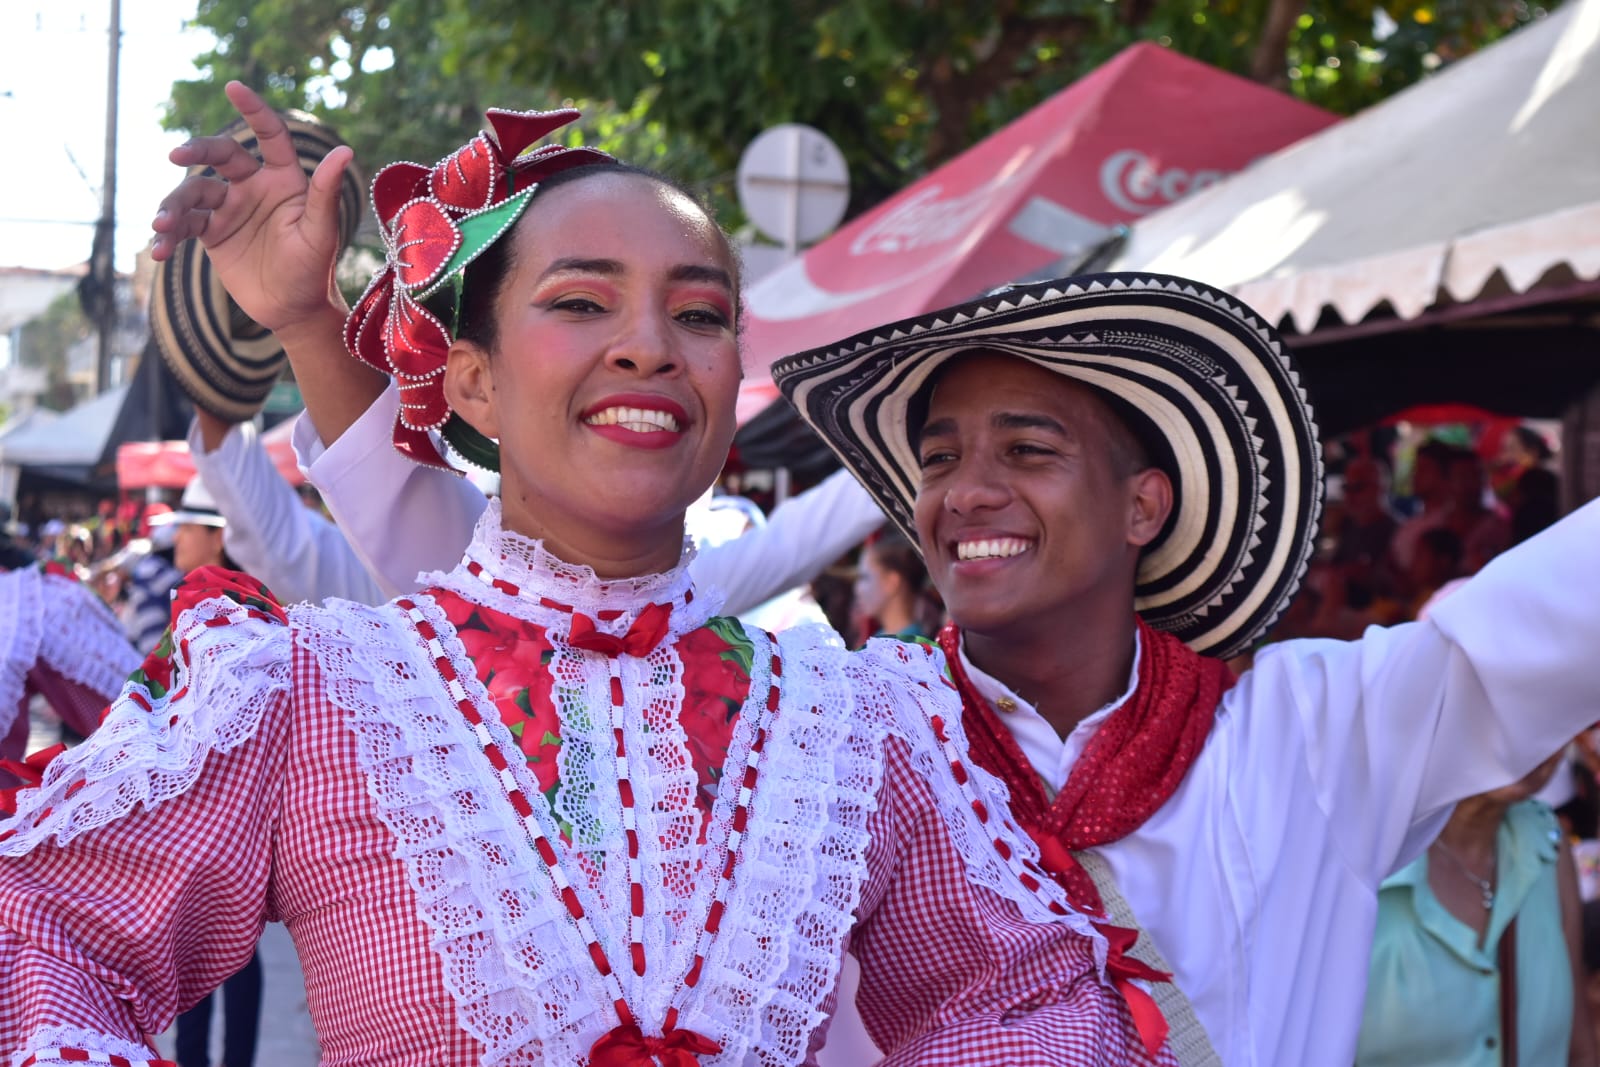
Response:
[0,566,294,1066]
[843,638,1171,1066]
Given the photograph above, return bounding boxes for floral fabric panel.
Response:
[430,589,754,830]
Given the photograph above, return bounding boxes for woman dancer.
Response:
[0,85,1169,1066]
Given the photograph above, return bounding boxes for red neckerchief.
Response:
[939,617,1234,915]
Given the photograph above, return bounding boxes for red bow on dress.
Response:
[0,742,66,815]
[565,602,673,659]
[589,1022,722,1067]
[1034,834,1171,1056]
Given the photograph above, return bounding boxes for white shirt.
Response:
[291,382,887,614]
[961,630,1142,797]
[188,418,384,605]
[952,499,1600,1067]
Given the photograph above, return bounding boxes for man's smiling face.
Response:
[912,353,1167,638]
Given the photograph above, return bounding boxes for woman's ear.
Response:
[444,339,499,440]
[1128,467,1174,548]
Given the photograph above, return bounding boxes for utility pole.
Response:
[92,0,121,394]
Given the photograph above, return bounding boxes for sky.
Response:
[0,0,210,274]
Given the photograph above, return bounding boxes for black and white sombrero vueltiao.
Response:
[772,272,1323,660]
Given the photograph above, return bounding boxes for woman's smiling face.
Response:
[444,170,742,573]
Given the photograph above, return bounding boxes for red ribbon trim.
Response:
[0,742,67,815]
[589,1022,722,1067]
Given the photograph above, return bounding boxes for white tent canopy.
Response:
[0,385,128,468]
[1109,0,1600,333]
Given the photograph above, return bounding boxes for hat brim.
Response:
[772,272,1323,659]
[146,510,227,529]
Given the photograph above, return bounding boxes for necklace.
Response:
[1431,838,1496,911]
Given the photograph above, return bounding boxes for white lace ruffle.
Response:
[296,593,613,1065]
[0,595,291,855]
[418,497,722,643]
[296,593,881,1067]
[678,622,885,1066]
[10,1024,170,1067]
[845,636,1113,976]
[36,572,139,704]
[0,567,45,741]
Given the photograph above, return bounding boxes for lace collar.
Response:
[421,498,721,638]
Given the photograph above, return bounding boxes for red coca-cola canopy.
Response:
[736,43,1340,423]
[115,418,305,490]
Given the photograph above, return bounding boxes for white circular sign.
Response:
[737,124,850,247]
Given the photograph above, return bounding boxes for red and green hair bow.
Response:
[344,108,612,470]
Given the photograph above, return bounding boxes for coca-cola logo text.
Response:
[849,175,1014,256]
[1100,150,1228,215]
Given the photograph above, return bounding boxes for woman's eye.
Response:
[677,307,731,328]
[552,297,605,314]
[918,450,955,469]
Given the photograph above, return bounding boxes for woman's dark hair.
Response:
[866,528,944,635]
[1511,425,1553,464]
[452,162,740,354]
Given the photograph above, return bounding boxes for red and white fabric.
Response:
[0,567,138,767]
[0,502,1171,1066]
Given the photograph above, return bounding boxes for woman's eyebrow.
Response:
[538,256,623,281]
[668,263,734,291]
[535,258,732,292]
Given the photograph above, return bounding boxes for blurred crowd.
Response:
[1275,423,1561,643]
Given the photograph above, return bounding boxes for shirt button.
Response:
[996,697,1017,713]
[1486,1036,1497,1050]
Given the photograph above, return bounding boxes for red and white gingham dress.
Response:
[0,516,1169,1067]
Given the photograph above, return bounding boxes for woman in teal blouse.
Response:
[1357,749,1596,1066]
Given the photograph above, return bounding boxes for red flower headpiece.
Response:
[344,108,612,470]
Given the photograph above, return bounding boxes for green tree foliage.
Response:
[16,292,91,412]
[169,0,1563,226]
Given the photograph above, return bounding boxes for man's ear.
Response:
[444,339,498,440]
[1128,467,1173,548]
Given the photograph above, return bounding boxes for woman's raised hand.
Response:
[150,81,354,337]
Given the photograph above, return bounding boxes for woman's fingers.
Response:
[149,208,217,260]
[153,173,233,226]
[223,80,302,171]
[302,145,356,244]
[168,134,264,183]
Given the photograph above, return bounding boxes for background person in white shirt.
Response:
[772,274,1600,1067]
[189,408,384,605]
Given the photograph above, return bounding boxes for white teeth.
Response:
[956,538,1032,562]
[583,406,681,432]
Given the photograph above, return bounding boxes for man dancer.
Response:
[772,273,1600,1067]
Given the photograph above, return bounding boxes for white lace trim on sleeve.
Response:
[846,636,1112,975]
[0,594,290,854]
[0,567,45,741]
[36,572,140,703]
[11,1023,173,1066]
